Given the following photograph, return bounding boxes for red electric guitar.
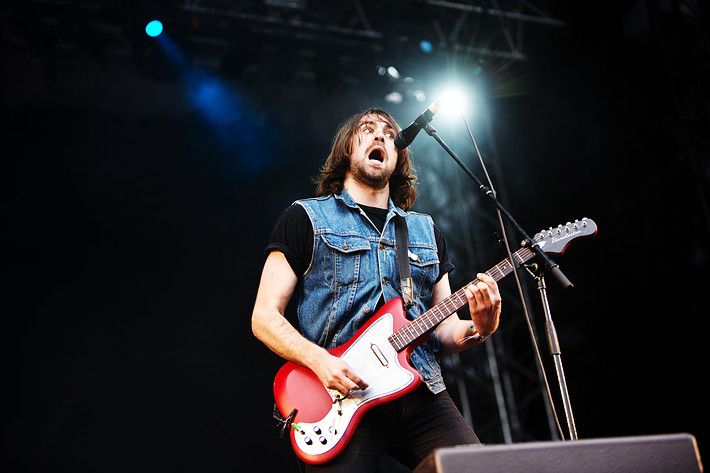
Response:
[274,218,597,464]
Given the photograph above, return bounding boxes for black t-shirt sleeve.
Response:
[265,204,313,277]
[434,224,455,280]
[265,204,454,281]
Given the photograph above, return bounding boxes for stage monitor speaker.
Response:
[413,433,702,473]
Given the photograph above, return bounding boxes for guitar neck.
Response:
[388,246,535,352]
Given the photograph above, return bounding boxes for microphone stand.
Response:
[421,121,578,441]
[532,269,578,440]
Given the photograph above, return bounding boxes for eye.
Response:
[384,131,394,139]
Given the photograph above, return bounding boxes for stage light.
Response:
[435,84,471,118]
[145,20,164,37]
[385,92,403,104]
[419,40,433,54]
[410,89,426,102]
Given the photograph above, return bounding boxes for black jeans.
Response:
[304,386,480,473]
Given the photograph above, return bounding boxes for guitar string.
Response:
[388,247,534,351]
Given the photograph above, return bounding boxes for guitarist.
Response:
[251,108,502,472]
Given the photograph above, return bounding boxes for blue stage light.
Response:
[420,40,433,54]
[145,20,164,37]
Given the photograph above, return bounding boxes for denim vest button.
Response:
[381,277,388,285]
[363,307,370,314]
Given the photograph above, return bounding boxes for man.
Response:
[252,108,502,472]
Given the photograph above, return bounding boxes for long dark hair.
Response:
[313,108,418,211]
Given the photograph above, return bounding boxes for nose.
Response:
[373,127,385,142]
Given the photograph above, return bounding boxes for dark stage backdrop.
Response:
[2,2,708,472]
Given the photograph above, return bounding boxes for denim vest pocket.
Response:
[407,246,439,299]
[319,233,371,286]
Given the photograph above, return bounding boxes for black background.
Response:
[2,1,708,472]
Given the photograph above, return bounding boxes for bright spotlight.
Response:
[145,19,164,37]
[435,85,471,118]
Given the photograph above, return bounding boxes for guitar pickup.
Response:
[370,343,389,367]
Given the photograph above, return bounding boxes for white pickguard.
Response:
[292,312,415,456]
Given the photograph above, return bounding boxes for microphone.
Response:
[394,101,439,149]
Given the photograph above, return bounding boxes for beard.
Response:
[348,159,392,190]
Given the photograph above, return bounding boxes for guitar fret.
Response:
[490,265,504,279]
[391,329,405,349]
[453,289,467,307]
[431,305,444,323]
[442,298,456,315]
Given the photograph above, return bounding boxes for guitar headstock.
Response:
[531,218,597,255]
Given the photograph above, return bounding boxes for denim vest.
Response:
[295,191,446,394]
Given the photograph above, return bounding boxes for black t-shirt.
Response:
[265,203,454,282]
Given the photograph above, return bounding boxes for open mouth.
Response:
[368,148,384,163]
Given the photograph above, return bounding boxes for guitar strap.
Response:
[394,215,414,311]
